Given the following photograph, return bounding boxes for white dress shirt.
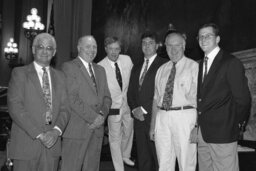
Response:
[203,46,220,74]
[154,56,198,108]
[139,54,157,78]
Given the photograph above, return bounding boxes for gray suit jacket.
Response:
[8,63,69,160]
[61,57,111,139]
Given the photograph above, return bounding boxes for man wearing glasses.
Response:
[8,33,70,171]
[196,23,251,171]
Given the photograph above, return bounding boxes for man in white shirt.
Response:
[8,33,70,171]
[150,31,198,171]
[98,36,134,171]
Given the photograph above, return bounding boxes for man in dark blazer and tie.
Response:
[61,35,112,171]
[196,23,251,171]
[8,33,70,171]
[128,31,168,171]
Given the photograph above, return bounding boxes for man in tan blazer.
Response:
[61,35,112,171]
[7,33,70,171]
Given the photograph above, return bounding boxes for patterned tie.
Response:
[115,62,123,90]
[162,62,176,110]
[203,56,208,82]
[42,67,52,125]
[139,59,149,87]
[88,63,97,93]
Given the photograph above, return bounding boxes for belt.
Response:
[158,105,194,111]
[109,108,120,115]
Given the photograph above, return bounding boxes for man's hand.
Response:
[89,115,104,129]
[38,129,60,148]
[189,126,198,144]
[149,127,155,141]
[132,106,146,121]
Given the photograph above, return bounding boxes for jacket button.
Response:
[198,111,202,115]
[198,98,202,102]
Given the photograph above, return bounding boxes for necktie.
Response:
[89,63,97,93]
[139,59,149,87]
[203,56,208,82]
[42,67,52,124]
[162,62,176,110]
[115,62,123,90]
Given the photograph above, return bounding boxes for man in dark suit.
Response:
[61,35,112,171]
[8,33,70,171]
[196,23,251,171]
[127,31,168,171]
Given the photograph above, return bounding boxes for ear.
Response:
[53,49,56,56]
[32,46,35,54]
[216,35,220,44]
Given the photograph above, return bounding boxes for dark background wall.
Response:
[92,0,256,65]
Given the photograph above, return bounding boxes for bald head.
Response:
[165,32,186,62]
[77,35,97,63]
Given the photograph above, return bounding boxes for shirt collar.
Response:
[144,53,157,63]
[78,56,90,69]
[33,61,50,73]
[107,57,120,68]
[206,46,220,61]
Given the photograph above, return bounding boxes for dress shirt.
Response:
[98,55,133,110]
[203,46,220,74]
[79,56,96,78]
[33,61,62,136]
[139,54,157,78]
[154,56,198,108]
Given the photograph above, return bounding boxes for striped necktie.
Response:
[203,56,208,82]
[88,63,97,93]
[139,59,149,88]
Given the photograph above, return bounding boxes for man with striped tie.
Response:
[128,31,168,171]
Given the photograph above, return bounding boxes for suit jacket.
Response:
[127,56,168,129]
[61,57,111,139]
[7,63,69,160]
[197,49,251,143]
[98,55,133,115]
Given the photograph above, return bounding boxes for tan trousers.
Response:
[198,128,239,171]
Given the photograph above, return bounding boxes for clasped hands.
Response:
[38,129,61,148]
[132,106,147,121]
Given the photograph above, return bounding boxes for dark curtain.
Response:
[54,0,92,68]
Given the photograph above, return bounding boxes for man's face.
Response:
[142,37,158,59]
[105,42,121,62]
[165,34,185,62]
[32,38,56,67]
[78,36,97,63]
[198,26,220,55]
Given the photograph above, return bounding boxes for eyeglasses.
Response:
[35,45,55,52]
[197,34,215,41]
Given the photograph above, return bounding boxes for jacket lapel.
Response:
[201,49,224,94]
[27,63,45,100]
[73,58,97,95]
[49,68,57,116]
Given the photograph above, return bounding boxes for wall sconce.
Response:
[4,38,23,68]
[22,8,45,41]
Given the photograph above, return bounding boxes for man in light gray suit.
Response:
[61,35,112,171]
[8,33,70,171]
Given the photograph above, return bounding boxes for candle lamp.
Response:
[4,38,23,68]
[22,8,45,40]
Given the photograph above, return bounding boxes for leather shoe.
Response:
[123,158,135,167]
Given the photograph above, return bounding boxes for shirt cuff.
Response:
[53,126,62,136]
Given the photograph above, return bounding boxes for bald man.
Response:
[150,31,198,171]
[61,35,112,171]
